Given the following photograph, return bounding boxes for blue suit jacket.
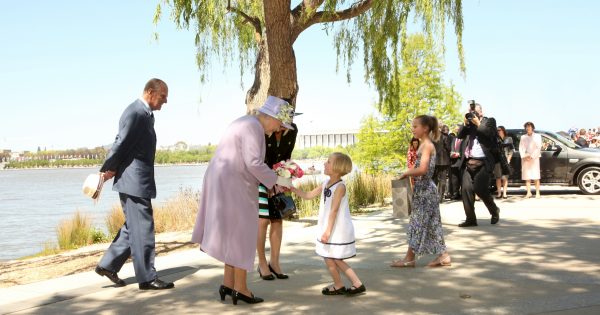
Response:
[101,99,157,199]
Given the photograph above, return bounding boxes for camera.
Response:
[465,100,478,124]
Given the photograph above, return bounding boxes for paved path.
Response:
[1,188,600,314]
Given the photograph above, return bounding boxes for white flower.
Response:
[278,169,292,178]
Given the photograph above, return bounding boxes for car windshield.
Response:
[547,131,580,149]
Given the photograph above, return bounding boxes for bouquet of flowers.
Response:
[273,160,304,187]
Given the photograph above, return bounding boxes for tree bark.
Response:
[263,0,298,101]
[245,37,271,113]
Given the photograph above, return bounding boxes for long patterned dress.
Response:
[407,152,447,256]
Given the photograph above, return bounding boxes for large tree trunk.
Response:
[245,0,298,112]
[245,38,271,113]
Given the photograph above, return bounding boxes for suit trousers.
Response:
[448,166,461,197]
[433,165,449,201]
[461,162,499,222]
[99,193,157,283]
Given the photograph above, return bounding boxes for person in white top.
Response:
[519,121,542,198]
[291,152,366,296]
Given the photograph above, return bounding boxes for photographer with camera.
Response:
[456,101,501,227]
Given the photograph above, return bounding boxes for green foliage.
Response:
[291,146,349,160]
[156,0,264,82]
[154,146,217,164]
[353,33,462,175]
[158,1,464,100]
[6,145,217,169]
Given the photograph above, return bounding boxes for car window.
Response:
[545,131,579,149]
[541,136,558,151]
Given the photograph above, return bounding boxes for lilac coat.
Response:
[191,115,277,271]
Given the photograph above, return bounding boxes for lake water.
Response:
[0,165,207,261]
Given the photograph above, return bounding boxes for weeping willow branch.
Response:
[227,0,262,42]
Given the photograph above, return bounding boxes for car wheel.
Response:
[577,166,600,195]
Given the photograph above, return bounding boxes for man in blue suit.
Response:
[95,78,174,290]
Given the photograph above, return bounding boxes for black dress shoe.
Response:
[491,208,500,224]
[232,290,264,305]
[458,221,478,227]
[268,264,289,279]
[257,266,275,280]
[95,266,126,287]
[138,278,175,290]
[219,285,233,301]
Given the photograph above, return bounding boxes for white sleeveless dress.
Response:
[315,179,356,259]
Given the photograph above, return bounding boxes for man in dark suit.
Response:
[456,102,500,227]
[433,125,451,202]
[95,78,174,290]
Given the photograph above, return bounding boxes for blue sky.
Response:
[1,1,599,152]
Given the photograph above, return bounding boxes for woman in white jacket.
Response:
[519,121,542,198]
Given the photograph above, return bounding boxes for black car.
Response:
[504,129,600,194]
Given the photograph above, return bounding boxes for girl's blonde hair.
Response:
[415,115,440,142]
[330,152,353,176]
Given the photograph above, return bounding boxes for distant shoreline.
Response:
[0,163,209,171]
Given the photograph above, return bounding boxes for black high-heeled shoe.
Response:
[257,266,275,280]
[218,285,233,301]
[268,264,289,279]
[231,290,264,305]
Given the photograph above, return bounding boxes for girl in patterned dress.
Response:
[291,152,366,296]
[391,115,451,268]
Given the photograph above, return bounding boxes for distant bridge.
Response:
[295,130,358,149]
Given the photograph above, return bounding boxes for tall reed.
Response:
[104,188,200,237]
[292,173,392,217]
[292,177,321,218]
[56,211,94,249]
[154,188,200,233]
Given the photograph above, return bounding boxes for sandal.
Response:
[427,255,451,267]
[390,259,416,268]
[321,284,347,295]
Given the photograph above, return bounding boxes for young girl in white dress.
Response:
[291,152,366,296]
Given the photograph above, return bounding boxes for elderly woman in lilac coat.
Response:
[191,96,294,305]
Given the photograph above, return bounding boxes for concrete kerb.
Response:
[2,190,600,314]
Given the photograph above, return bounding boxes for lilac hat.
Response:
[257,96,295,130]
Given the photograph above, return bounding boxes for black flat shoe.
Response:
[95,265,126,287]
[138,278,174,290]
[219,285,233,301]
[347,284,366,295]
[268,264,289,279]
[322,285,347,295]
[232,290,264,305]
[257,266,275,280]
[458,221,478,227]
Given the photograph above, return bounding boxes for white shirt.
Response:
[139,98,151,112]
[470,137,486,158]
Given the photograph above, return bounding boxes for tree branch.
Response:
[292,0,374,41]
[227,0,262,42]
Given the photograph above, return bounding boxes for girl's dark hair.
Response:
[524,121,535,130]
[497,125,507,138]
[415,115,440,141]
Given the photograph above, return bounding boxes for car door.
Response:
[539,135,569,183]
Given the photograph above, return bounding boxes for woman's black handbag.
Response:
[269,193,297,219]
